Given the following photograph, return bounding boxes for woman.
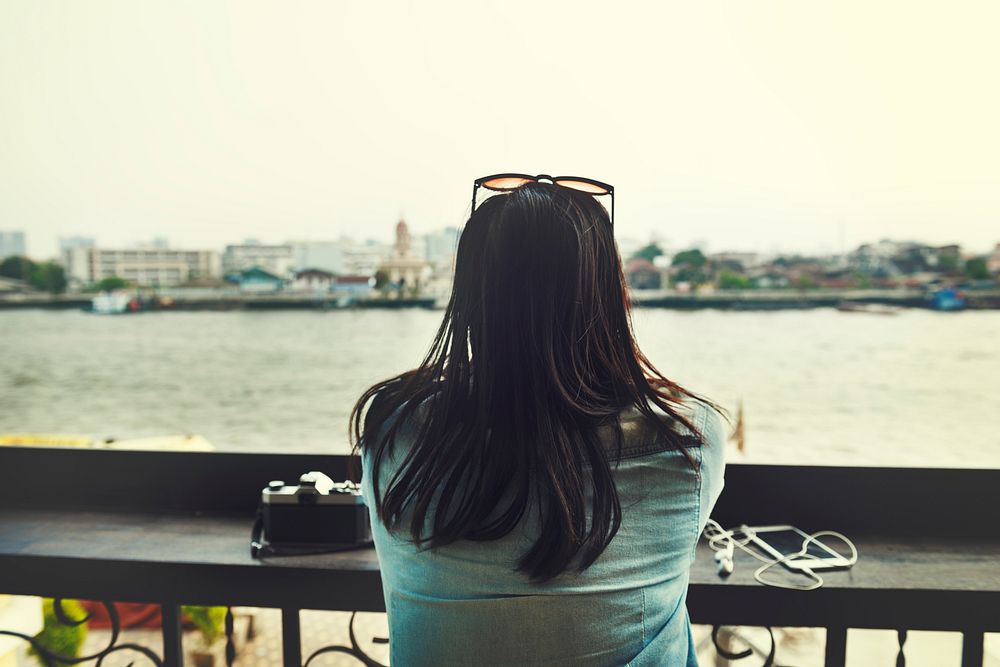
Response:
[352,175,726,666]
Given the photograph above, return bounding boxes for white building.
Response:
[58,236,96,254]
[0,231,26,259]
[291,240,348,275]
[289,237,393,277]
[422,227,461,271]
[289,268,336,293]
[222,242,295,277]
[987,243,1000,275]
[378,219,430,293]
[63,247,221,288]
[342,239,392,276]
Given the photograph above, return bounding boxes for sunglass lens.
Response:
[481,177,534,191]
[554,179,611,195]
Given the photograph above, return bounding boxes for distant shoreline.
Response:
[3,289,1000,311]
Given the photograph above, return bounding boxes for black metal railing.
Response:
[1,446,997,667]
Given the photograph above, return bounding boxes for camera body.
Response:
[261,471,370,547]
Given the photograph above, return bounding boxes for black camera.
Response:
[250,471,371,557]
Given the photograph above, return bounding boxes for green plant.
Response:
[182,605,227,649]
[851,270,873,289]
[28,598,88,666]
[936,252,960,273]
[0,257,68,293]
[96,276,130,291]
[717,270,752,290]
[671,248,707,268]
[794,276,817,290]
[31,262,68,294]
[964,257,989,280]
[631,243,663,263]
[373,269,390,292]
[0,255,35,282]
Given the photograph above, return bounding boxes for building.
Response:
[986,243,1000,275]
[289,269,336,293]
[377,219,430,294]
[289,237,394,276]
[58,236,96,254]
[418,227,461,301]
[332,275,375,300]
[233,267,284,293]
[343,239,392,276]
[291,240,348,275]
[422,227,461,270]
[709,252,761,272]
[0,231,26,259]
[222,242,294,277]
[62,247,221,288]
[625,258,662,290]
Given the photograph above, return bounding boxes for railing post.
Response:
[224,607,236,667]
[961,630,984,667]
[824,626,847,667]
[161,603,182,667]
[282,607,302,667]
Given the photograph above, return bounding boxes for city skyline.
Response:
[3,225,997,265]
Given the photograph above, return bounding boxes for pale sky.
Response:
[2,1,998,259]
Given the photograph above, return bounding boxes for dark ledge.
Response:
[1,446,999,632]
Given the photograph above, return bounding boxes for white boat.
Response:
[90,290,134,314]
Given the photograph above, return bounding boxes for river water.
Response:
[1,308,998,468]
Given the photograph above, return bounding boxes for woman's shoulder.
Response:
[612,399,725,456]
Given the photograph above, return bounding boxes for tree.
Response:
[717,270,752,290]
[0,255,35,282]
[964,257,989,280]
[936,253,960,273]
[850,270,873,289]
[373,269,390,291]
[96,276,130,291]
[30,262,68,294]
[670,248,709,286]
[631,244,663,263]
[794,276,817,290]
[671,249,707,268]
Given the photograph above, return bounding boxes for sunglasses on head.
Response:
[471,173,615,226]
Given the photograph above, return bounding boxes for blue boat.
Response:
[930,288,967,311]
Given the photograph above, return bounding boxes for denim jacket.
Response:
[361,400,726,666]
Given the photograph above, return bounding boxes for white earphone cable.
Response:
[703,520,858,591]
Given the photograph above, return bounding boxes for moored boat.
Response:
[836,301,902,315]
[930,288,967,311]
[88,290,140,314]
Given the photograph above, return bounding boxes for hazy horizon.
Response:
[2,224,993,263]
[3,2,998,259]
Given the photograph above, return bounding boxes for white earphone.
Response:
[703,520,858,591]
[714,539,735,576]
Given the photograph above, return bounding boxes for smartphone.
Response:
[745,524,853,571]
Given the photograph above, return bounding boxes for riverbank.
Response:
[632,288,1000,310]
[3,288,1000,311]
[0,294,438,311]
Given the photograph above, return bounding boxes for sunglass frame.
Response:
[471,173,615,226]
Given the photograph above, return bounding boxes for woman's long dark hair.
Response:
[351,182,713,582]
